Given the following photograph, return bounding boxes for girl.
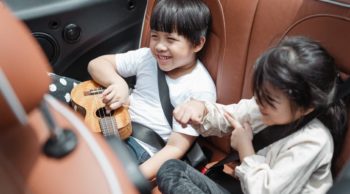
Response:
[156,36,347,193]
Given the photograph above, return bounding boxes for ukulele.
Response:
[70,80,132,140]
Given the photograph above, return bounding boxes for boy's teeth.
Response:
[159,56,170,60]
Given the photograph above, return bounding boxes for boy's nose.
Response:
[155,42,167,52]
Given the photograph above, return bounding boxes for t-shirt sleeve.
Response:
[116,48,152,77]
[171,67,217,136]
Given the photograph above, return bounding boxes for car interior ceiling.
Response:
[2,0,350,193]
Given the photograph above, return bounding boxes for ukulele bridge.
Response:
[84,88,104,96]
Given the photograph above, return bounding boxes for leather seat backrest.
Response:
[199,0,260,153]
[0,6,139,194]
[242,0,350,98]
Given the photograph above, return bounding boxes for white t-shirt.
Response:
[200,98,333,194]
[116,48,217,155]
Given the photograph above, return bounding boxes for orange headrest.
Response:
[0,6,51,128]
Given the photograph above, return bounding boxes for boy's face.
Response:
[149,30,204,78]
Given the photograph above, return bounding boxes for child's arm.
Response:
[175,102,255,161]
[174,98,265,137]
[173,99,207,127]
[173,99,232,137]
[139,132,196,180]
[88,55,129,110]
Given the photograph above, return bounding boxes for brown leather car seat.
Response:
[198,0,260,157]
[0,5,142,194]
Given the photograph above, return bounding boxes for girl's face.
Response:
[256,84,307,126]
[149,30,205,78]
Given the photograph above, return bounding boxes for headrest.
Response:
[282,15,350,74]
[0,6,51,128]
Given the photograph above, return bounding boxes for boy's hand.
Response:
[224,111,253,157]
[173,99,207,128]
[102,82,129,111]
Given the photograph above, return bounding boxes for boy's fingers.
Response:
[191,115,202,124]
[105,107,111,114]
[179,112,190,128]
[102,91,113,104]
[177,110,192,127]
[102,87,111,96]
[109,101,122,110]
[173,107,184,121]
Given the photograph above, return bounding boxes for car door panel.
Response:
[4,0,147,80]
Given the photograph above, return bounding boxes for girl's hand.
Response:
[173,99,207,128]
[102,82,129,111]
[224,111,253,152]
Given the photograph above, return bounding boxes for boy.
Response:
[88,0,216,180]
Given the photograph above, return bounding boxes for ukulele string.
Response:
[93,87,110,136]
[109,111,119,138]
[108,92,119,138]
[97,87,119,137]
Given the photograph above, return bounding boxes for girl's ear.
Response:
[193,36,206,53]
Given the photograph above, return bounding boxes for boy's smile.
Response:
[155,54,172,65]
[150,31,205,78]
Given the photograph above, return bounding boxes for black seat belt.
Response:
[131,66,207,168]
[157,66,208,168]
[205,107,323,175]
[157,66,174,126]
[131,122,165,150]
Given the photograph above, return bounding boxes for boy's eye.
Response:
[167,37,177,41]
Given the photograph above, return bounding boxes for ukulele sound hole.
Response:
[95,107,115,118]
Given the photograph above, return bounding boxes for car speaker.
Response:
[32,32,59,64]
[62,23,81,44]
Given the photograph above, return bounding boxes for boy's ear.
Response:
[193,36,206,53]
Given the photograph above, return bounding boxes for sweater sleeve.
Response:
[196,98,265,137]
[235,123,333,194]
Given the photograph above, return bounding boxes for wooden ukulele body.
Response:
[70,80,132,139]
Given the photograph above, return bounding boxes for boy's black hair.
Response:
[253,36,347,174]
[150,0,210,46]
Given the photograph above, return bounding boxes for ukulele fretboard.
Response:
[99,116,120,137]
